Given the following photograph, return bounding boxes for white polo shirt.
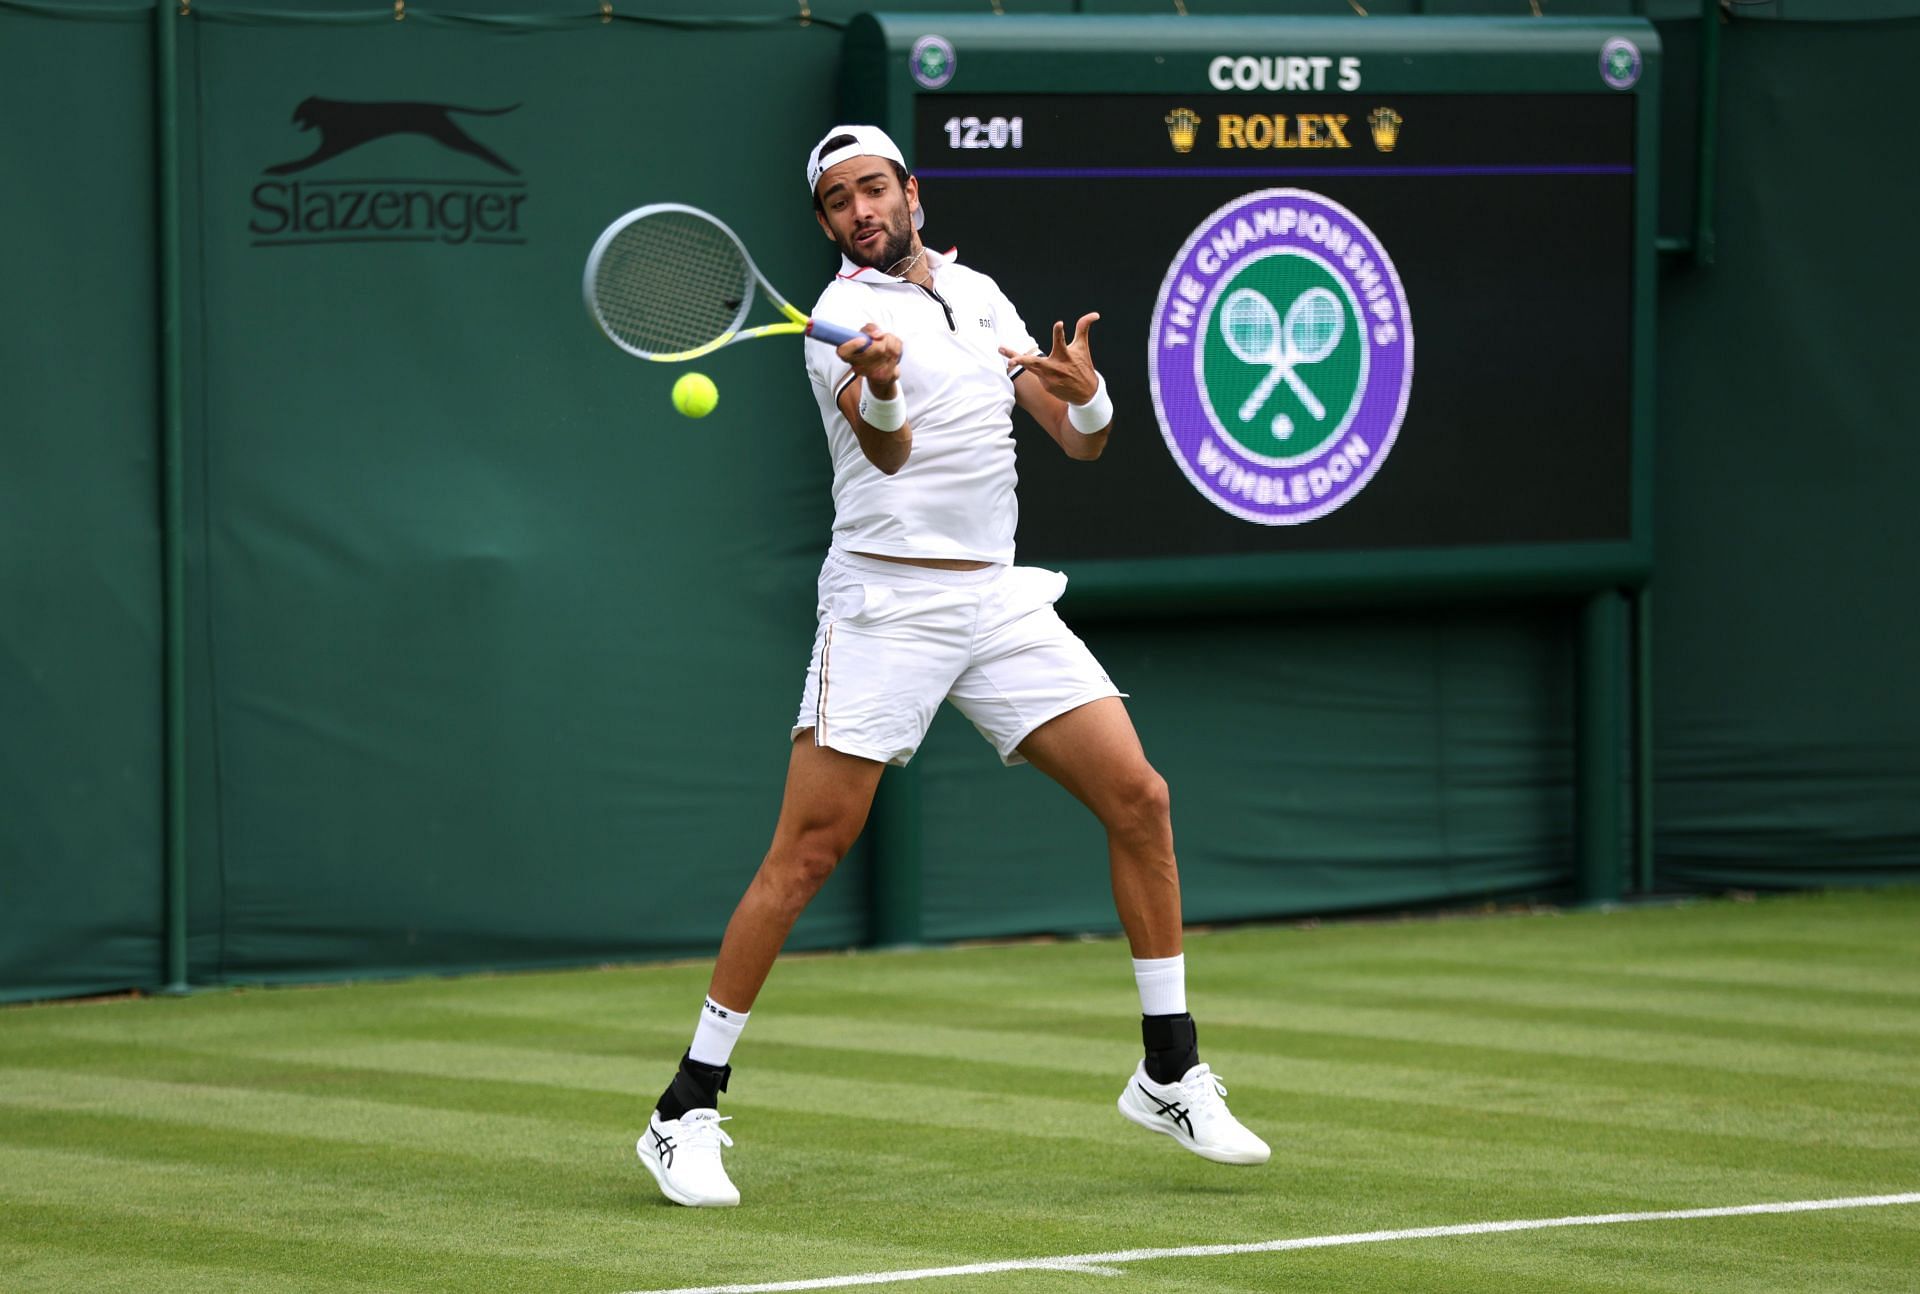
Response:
[804,248,1040,566]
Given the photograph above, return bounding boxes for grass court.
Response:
[3,888,1917,1293]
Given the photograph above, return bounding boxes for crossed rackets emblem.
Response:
[1220,285,1344,440]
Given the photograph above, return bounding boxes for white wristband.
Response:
[858,385,907,432]
[1066,374,1112,435]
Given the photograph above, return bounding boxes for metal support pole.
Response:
[1633,585,1655,896]
[867,763,923,947]
[1575,590,1628,906]
[1694,0,1722,265]
[157,0,190,994]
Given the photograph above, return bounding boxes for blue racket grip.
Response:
[807,319,871,350]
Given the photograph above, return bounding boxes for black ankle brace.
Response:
[1141,1012,1199,1084]
[655,1051,731,1122]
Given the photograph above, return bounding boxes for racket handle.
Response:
[1284,368,1327,422]
[807,319,870,349]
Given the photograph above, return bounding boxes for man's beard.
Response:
[842,213,916,273]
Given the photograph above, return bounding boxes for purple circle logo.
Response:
[1601,38,1642,91]
[910,34,956,90]
[1149,188,1413,525]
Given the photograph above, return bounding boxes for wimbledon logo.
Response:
[1149,188,1412,524]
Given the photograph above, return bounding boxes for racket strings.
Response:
[1221,292,1278,362]
[1286,290,1344,360]
[592,211,754,356]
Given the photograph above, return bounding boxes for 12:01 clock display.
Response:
[941,115,1025,149]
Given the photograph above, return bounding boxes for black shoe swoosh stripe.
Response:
[1137,1083,1194,1138]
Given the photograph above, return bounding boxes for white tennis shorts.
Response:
[792,549,1124,767]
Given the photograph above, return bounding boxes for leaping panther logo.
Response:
[267,97,521,176]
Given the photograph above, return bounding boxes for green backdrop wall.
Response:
[1649,15,1920,891]
[1,2,163,1001]
[2,1,1915,1002]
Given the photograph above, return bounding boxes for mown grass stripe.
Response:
[1282,969,1920,1037]
[1259,984,1920,1051]
[0,1068,609,1164]
[13,1015,1911,1167]
[21,1030,1905,1171]
[0,1192,633,1293]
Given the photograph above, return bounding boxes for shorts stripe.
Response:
[816,622,834,745]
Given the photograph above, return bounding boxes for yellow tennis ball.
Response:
[672,371,719,419]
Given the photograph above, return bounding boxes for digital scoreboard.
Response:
[843,15,1659,608]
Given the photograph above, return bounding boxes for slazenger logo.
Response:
[249,96,528,248]
[1149,188,1412,525]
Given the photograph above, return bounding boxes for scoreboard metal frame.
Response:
[842,14,1661,614]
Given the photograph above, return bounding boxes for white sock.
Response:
[1132,954,1187,1017]
[688,995,750,1067]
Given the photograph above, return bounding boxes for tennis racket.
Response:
[582,203,869,362]
[1221,286,1344,423]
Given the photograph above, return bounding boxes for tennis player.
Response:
[637,124,1268,1208]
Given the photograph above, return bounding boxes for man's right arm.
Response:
[833,324,911,476]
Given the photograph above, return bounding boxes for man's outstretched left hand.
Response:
[1000,312,1101,404]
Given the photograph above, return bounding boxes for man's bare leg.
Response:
[707,735,886,1011]
[1015,697,1181,960]
[641,736,886,1206]
[1016,696,1269,1165]
[659,736,881,1097]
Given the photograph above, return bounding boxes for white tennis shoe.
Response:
[637,1108,740,1207]
[1117,1061,1270,1165]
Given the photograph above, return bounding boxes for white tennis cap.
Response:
[806,124,924,229]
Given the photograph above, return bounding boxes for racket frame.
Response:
[582,202,861,362]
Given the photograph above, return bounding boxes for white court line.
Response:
[620,1192,1920,1294]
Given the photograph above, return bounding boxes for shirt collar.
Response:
[836,245,961,282]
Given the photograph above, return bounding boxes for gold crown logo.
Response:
[1165,108,1202,155]
[1368,107,1403,153]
